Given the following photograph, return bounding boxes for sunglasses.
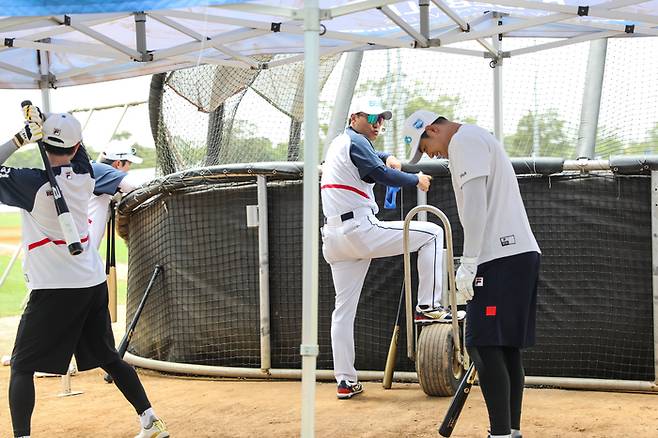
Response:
[358,113,385,125]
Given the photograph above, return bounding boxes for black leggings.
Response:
[467,346,525,436]
[9,359,150,437]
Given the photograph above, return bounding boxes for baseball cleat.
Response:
[134,419,169,438]
[336,380,364,399]
[414,307,466,324]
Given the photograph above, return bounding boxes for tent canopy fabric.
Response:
[0,0,655,88]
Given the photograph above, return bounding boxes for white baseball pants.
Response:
[322,211,444,383]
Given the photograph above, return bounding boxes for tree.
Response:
[505,110,573,158]
[622,121,658,156]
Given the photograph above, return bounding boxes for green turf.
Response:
[0,246,128,317]
[0,212,21,228]
[0,253,28,317]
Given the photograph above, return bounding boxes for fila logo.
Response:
[474,277,484,287]
[500,235,516,246]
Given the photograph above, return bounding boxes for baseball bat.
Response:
[438,362,477,437]
[382,283,404,389]
[383,187,405,389]
[21,100,82,256]
[104,264,162,384]
[106,203,117,322]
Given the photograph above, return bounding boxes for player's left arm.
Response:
[374,150,402,170]
[452,133,491,299]
[461,177,487,258]
[91,162,127,196]
[351,138,416,186]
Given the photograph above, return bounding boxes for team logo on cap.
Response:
[53,128,61,136]
[413,119,424,129]
[404,136,412,144]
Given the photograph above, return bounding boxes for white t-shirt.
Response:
[0,148,106,290]
[449,124,540,264]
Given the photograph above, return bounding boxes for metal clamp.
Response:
[300,344,319,357]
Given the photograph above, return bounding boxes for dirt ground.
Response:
[0,366,657,438]
[1,221,657,437]
[0,227,21,246]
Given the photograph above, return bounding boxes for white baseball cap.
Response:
[403,110,440,164]
[348,96,392,121]
[102,143,143,164]
[42,113,82,149]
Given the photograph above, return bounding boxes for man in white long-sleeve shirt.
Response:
[403,111,541,438]
[88,144,142,249]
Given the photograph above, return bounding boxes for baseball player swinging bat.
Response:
[438,362,476,437]
[20,100,83,256]
[105,264,162,384]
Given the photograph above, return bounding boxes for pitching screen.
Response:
[123,163,654,381]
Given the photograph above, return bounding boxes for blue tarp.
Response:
[0,0,240,16]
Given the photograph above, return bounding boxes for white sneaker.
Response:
[135,419,169,438]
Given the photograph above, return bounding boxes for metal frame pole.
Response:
[323,51,363,159]
[651,170,658,385]
[301,1,320,436]
[257,176,271,372]
[492,15,504,144]
[576,38,608,159]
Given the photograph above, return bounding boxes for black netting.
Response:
[125,165,654,381]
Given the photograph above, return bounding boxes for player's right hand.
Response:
[13,121,43,148]
[416,172,432,192]
[23,104,45,124]
[456,256,477,301]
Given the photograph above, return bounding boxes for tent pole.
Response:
[301,1,320,437]
[492,14,503,144]
[420,0,430,38]
[576,38,607,159]
[323,51,363,159]
[37,46,52,112]
[651,170,658,385]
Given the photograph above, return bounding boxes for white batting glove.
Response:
[23,104,45,124]
[456,256,478,301]
[13,121,43,148]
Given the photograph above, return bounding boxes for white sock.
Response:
[16,436,30,438]
[139,407,157,428]
[512,429,521,436]
[490,435,511,438]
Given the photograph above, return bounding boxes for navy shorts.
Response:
[11,281,120,374]
[465,251,540,348]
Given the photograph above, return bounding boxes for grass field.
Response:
[0,212,128,317]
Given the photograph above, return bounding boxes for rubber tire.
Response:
[416,323,464,397]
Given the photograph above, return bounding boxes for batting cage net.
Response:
[149,38,658,174]
[149,54,340,175]
[119,160,655,382]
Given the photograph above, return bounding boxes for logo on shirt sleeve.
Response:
[500,235,516,246]
[0,167,10,179]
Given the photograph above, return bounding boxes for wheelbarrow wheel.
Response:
[416,323,464,396]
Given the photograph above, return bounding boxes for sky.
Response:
[0,35,656,163]
[0,76,154,156]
